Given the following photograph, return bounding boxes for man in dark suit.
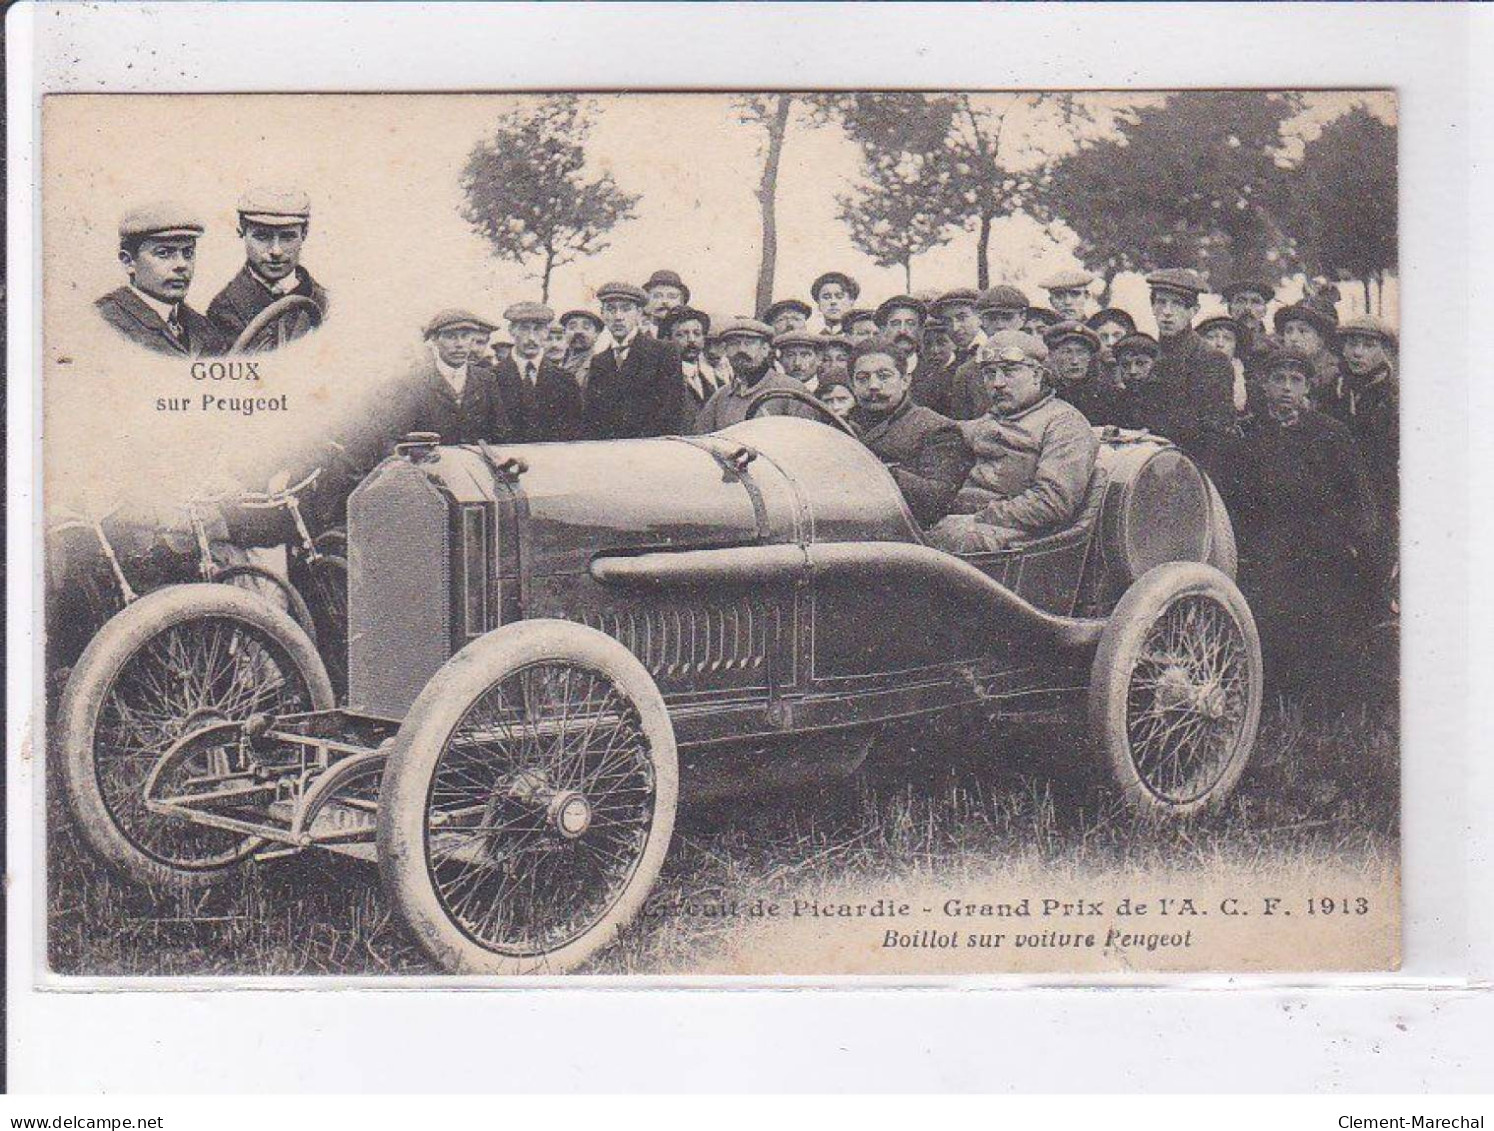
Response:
[581,282,690,439]
[494,301,583,442]
[659,306,725,415]
[95,205,228,357]
[206,188,329,352]
[847,338,973,527]
[388,309,512,446]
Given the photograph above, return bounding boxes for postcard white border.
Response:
[8,0,1490,1091]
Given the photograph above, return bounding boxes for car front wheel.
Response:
[377,620,678,975]
[1088,561,1262,817]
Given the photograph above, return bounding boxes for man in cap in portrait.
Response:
[1138,268,1238,462]
[842,309,880,345]
[763,298,812,337]
[384,308,511,447]
[1038,269,1095,324]
[207,187,328,351]
[494,301,583,442]
[97,204,227,357]
[1194,311,1250,413]
[926,287,987,420]
[846,337,973,528]
[659,306,725,415]
[693,318,822,434]
[1235,345,1383,695]
[582,282,691,439]
[927,331,1099,554]
[642,269,691,335]
[819,333,853,389]
[1110,331,1160,405]
[807,271,859,336]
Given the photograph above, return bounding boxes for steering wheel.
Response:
[742,387,859,440]
[231,294,324,354]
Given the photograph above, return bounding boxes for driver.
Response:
[926,331,1098,553]
[207,187,329,350]
[692,318,822,433]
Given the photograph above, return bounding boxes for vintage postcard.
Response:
[39,90,1399,979]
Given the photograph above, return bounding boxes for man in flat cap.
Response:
[1325,315,1399,552]
[557,309,603,384]
[846,337,973,528]
[1087,308,1135,351]
[873,296,926,362]
[1038,269,1095,324]
[944,285,1030,419]
[207,188,328,352]
[819,333,852,390]
[97,204,227,357]
[384,309,511,446]
[924,288,986,420]
[489,333,516,369]
[693,319,821,434]
[494,301,582,443]
[808,272,859,336]
[1111,331,1161,393]
[660,307,725,414]
[842,309,880,345]
[763,298,812,337]
[1044,321,1122,426]
[1138,268,1238,467]
[1023,307,1061,336]
[1220,277,1278,377]
[1273,300,1343,404]
[774,329,826,396]
[927,331,1098,553]
[1195,312,1249,412]
[583,282,691,439]
[643,269,690,335]
[1235,346,1383,695]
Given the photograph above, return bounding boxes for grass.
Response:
[44,693,1399,978]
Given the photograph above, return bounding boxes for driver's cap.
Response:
[237,187,311,226]
[980,329,1048,366]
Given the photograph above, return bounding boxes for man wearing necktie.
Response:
[95,205,228,358]
[493,301,583,443]
[659,306,725,424]
[349,309,513,468]
[206,187,329,351]
[581,282,692,440]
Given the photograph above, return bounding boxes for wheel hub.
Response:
[1153,666,1227,721]
[506,771,593,839]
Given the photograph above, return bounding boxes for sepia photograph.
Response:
[38,88,1399,979]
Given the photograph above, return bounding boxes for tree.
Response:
[836,148,952,291]
[737,94,795,316]
[834,93,1098,288]
[460,96,639,302]
[1294,107,1397,313]
[1045,91,1305,283]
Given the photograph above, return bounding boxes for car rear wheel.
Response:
[378,620,678,975]
[58,583,333,888]
[1089,561,1262,817]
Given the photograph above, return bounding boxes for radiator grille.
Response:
[576,599,778,686]
[348,461,451,717]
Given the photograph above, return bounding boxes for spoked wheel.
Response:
[58,584,334,888]
[379,620,677,975]
[1089,561,1262,817]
